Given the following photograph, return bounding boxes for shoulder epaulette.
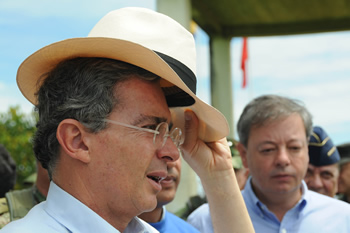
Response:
[5,188,34,221]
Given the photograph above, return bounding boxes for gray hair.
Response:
[33,57,159,178]
[237,94,313,147]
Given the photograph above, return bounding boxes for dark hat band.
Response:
[155,51,197,94]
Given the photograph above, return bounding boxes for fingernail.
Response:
[185,111,192,121]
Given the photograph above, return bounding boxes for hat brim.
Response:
[17,37,229,142]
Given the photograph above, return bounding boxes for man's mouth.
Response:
[160,175,177,187]
[146,171,168,191]
[163,175,176,182]
[147,175,165,183]
[271,173,293,182]
[147,174,166,192]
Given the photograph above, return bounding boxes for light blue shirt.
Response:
[1,182,158,233]
[188,177,350,233]
[148,206,200,233]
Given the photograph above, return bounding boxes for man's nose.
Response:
[275,148,291,167]
[157,137,180,162]
[310,174,323,189]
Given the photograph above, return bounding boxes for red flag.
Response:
[241,37,248,88]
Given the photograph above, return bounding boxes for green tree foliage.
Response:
[0,106,37,189]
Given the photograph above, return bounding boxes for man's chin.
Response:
[142,197,159,213]
[156,192,176,207]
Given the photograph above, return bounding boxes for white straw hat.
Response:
[16,7,229,142]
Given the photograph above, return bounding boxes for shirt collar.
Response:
[159,206,166,221]
[243,177,308,216]
[45,181,157,233]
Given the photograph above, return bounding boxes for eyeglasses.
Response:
[103,119,184,149]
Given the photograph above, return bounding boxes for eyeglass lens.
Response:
[154,122,168,148]
[170,128,184,147]
[154,122,184,148]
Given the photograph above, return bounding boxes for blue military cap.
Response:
[308,126,340,166]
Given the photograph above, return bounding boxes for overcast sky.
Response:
[1,0,350,145]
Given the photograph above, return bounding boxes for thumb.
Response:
[181,109,204,173]
[183,110,198,150]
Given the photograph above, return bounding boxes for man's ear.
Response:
[237,142,248,169]
[56,119,91,164]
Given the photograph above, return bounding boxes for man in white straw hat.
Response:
[1,7,254,233]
